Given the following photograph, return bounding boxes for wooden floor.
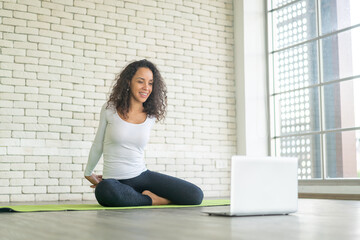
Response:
[0,198,359,240]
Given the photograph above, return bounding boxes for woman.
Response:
[84,59,204,207]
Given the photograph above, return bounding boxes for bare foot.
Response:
[142,190,171,205]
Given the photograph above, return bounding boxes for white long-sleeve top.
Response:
[84,103,156,179]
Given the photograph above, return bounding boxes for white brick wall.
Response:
[0,0,235,202]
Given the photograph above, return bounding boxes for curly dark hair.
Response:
[107,59,167,121]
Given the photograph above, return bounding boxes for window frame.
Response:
[266,0,360,192]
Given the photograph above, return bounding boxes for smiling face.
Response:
[129,67,153,105]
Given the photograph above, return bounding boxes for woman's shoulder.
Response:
[101,102,115,111]
[100,102,117,118]
[146,115,157,125]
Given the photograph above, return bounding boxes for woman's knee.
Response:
[188,185,204,205]
[95,179,119,206]
[178,184,203,205]
[95,179,117,193]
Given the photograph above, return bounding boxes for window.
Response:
[268,0,360,180]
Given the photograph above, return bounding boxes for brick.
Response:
[37,14,60,24]
[52,9,73,19]
[0,25,15,36]
[49,110,72,119]
[23,186,46,194]
[51,23,73,33]
[15,86,38,94]
[85,35,106,45]
[61,18,83,28]
[11,194,35,202]
[41,1,64,10]
[125,28,144,37]
[65,4,86,13]
[25,155,48,163]
[74,14,95,23]
[27,20,50,30]
[13,116,37,124]
[95,14,116,26]
[0,8,12,18]
[9,163,35,171]
[48,186,70,193]
[0,54,14,63]
[10,179,35,186]
[39,58,61,67]
[62,33,85,43]
[61,119,84,127]
[0,93,24,101]
[49,125,71,133]
[35,179,59,186]
[3,3,27,12]
[0,84,14,93]
[83,22,104,31]
[4,32,27,42]
[74,42,96,51]
[1,62,24,71]
[129,16,148,25]
[24,123,49,131]
[38,29,62,39]
[28,6,51,15]
[12,131,35,139]
[72,186,92,193]
[59,178,82,185]
[0,195,10,202]
[35,194,59,201]
[60,193,83,200]
[14,11,37,20]
[74,0,95,9]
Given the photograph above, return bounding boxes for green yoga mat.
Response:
[0,199,230,213]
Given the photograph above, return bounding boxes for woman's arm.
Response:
[85,174,103,188]
[84,104,107,185]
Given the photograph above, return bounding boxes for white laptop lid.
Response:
[230,156,298,215]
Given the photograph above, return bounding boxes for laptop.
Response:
[204,155,298,216]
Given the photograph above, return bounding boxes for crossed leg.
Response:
[95,170,203,207]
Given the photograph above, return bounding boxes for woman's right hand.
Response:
[85,174,103,188]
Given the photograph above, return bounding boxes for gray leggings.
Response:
[95,170,204,207]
